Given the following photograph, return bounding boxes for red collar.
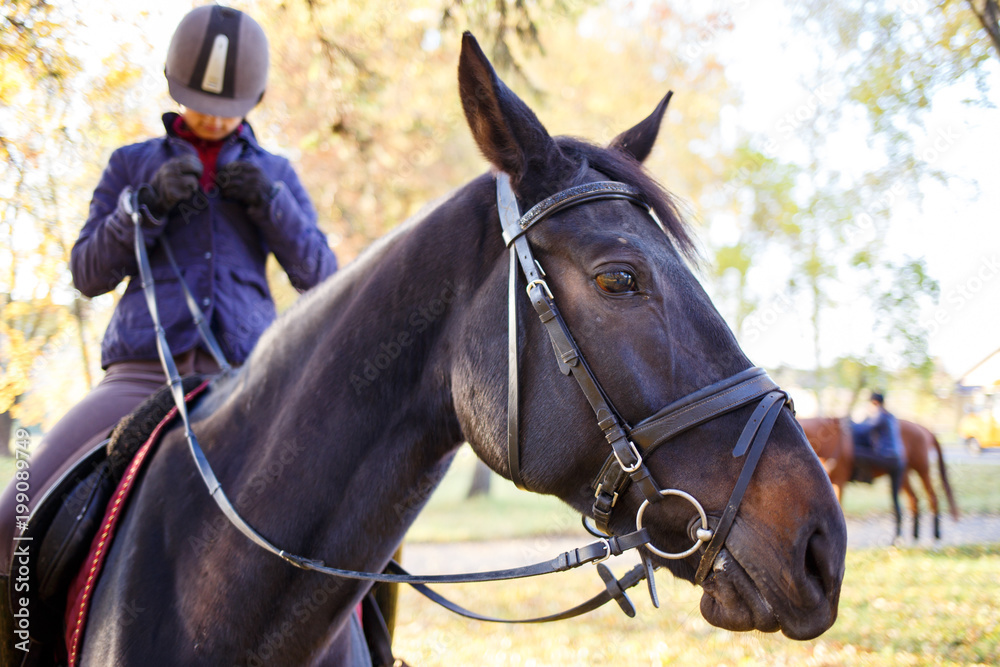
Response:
[171,116,237,188]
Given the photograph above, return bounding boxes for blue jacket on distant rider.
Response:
[864,404,905,460]
[853,391,906,466]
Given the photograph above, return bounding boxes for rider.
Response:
[0,3,337,606]
[852,391,906,484]
[864,392,906,462]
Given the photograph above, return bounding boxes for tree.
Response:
[967,0,1000,57]
[702,0,994,412]
[1,3,159,449]
[1,0,82,450]
[466,459,493,498]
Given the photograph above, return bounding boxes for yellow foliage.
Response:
[2,0,747,428]
[0,319,42,414]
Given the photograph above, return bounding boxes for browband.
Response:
[501,180,647,246]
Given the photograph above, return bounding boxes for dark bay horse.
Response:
[799,417,958,540]
[76,35,846,665]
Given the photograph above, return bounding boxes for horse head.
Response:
[451,33,846,640]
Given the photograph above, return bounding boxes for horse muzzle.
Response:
[700,511,846,640]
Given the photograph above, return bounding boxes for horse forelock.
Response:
[555,136,701,265]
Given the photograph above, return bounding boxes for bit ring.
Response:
[636,488,713,559]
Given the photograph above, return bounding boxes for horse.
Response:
[68,34,847,665]
[799,416,958,540]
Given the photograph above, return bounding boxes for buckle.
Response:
[614,440,643,474]
[595,538,612,563]
[526,279,553,300]
[593,483,619,507]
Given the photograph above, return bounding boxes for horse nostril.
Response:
[803,522,844,601]
[805,531,825,584]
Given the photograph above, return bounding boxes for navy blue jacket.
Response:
[865,409,905,460]
[71,114,338,368]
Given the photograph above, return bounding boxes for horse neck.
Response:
[207,175,500,567]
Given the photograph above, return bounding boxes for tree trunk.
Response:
[811,271,824,416]
[0,411,12,457]
[73,297,94,390]
[466,459,492,498]
[967,0,1000,60]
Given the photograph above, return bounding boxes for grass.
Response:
[838,458,1000,517]
[406,446,580,542]
[392,544,1000,666]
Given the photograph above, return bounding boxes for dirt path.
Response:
[402,513,1000,572]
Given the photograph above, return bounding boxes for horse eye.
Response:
[595,270,638,294]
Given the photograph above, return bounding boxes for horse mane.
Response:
[555,137,700,264]
[252,138,700,369]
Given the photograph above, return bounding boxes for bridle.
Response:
[124,169,793,625]
[497,173,793,584]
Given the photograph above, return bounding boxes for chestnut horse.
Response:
[799,417,958,540]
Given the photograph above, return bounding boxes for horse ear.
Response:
[458,32,572,187]
[609,91,673,163]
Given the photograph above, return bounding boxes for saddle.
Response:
[849,421,902,483]
[9,375,208,664]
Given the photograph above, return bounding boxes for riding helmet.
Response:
[164,5,269,118]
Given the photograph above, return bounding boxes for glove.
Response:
[139,154,203,219]
[216,161,277,210]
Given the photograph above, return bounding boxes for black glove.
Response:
[216,161,276,210]
[139,154,203,219]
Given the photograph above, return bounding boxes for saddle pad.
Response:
[63,379,211,666]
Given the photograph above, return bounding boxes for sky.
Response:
[71,0,1000,383]
[702,0,1000,381]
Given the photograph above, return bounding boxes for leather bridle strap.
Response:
[392,560,650,622]
[631,368,780,453]
[498,173,659,497]
[125,186,231,374]
[591,368,784,533]
[694,390,786,584]
[160,237,231,373]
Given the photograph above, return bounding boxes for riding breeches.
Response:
[0,350,220,572]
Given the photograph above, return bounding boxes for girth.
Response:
[496,173,793,584]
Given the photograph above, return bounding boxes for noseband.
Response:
[497,173,792,583]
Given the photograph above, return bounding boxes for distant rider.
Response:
[851,391,906,486]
